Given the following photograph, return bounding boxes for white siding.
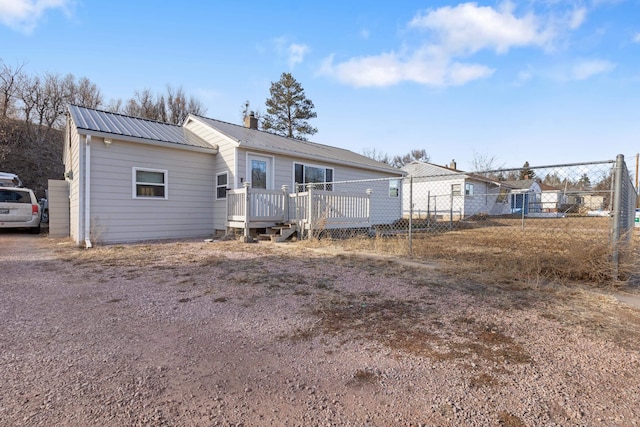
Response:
[87,137,215,243]
[184,118,236,232]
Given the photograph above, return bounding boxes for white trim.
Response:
[84,135,92,248]
[246,152,274,189]
[132,167,169,199]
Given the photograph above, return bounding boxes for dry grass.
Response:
[304,216,634,286]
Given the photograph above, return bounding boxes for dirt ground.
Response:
[1,231,640,426]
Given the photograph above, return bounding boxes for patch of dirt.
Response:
[1,233,639,426]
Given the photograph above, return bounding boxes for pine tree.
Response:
[262,72,317,140]
[519,161,536,180]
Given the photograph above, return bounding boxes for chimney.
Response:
[244,111,258,130]
[449,159,457,170]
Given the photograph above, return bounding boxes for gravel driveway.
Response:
[1,232,639,426]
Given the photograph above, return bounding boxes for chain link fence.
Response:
[305,155,637,283]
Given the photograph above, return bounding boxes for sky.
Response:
[1,0,639,171]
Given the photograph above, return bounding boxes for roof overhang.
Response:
[75,128,218,154]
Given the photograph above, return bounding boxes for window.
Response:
[294,163,334,191]
[496,187,509,203]
[133,168,167,199]
[451,183,461,196]
[389,179,400,197]
[251,159,267,189]
[216,172,228,199]
[465,183,474,196]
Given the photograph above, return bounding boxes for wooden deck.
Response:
[226,185,373,236]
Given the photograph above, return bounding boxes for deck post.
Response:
[243,182,252,242]
[282,185,289,223]
[409,177,413,256]
[307,184,314,238]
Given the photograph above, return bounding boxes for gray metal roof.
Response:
[401,161,460,178]
[68,105,214,150]
[191,115,403,174]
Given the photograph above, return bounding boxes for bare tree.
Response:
[122,86,205,124]
[0,60,26,118]
[17,74,42,124]
[390,149,430,168]
[470,151,504,179]
[105,98,124,114]
[362,148,391,165]
[72,77,103,109]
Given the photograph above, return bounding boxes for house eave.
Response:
[75,128,218,154]
[238,143,405,176]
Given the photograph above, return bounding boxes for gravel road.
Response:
[1,231,639,426]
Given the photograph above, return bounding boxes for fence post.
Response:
[243,182,252,242]
[611,154,625,279]
[282,185,289,223]
[366,189,373,231]
[409,176,413,257]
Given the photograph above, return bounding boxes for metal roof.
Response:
[401,161,460,178]
[190,115,403,174]
[68,105,214,150]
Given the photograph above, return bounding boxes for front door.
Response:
[247,154,272,189]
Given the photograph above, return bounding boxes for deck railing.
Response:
[227,184,372,234]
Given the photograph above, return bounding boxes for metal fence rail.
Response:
[307,154,637,282]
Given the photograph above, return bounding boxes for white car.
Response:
[0,187,41,233]
[0,172,23,187]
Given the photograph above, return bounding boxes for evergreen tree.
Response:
[262,72,317,140]
[519,161,536,180]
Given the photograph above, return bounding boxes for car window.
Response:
[0,190,30,203]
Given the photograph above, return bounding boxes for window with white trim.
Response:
[133,168,167,199]
[389,179,400,197]
[216,172,228,199]
[451,183,461,196]
[465,183,474,196]
[294,163,334,191]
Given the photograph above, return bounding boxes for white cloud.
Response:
[319,48,494,88]
[633,33,640,43]
[408,2,553,54]
[570,59,615,80]
[0,0,72,34]
[321,2,563,88]
[287,43,309,68]
[272,37,309,69]
[567,7,587,30]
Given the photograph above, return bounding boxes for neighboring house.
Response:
[62,106,404,245]
[565,192,607,212]
[400,161,512,220]
[501,179,566,216]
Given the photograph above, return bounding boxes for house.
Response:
[61,105,404,245]
[400,161,512,221]
[501,179,566,216]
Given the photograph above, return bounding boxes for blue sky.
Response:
[1,0,639,170]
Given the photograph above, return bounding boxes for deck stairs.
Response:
[259,223,297,242]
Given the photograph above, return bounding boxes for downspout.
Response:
[84,135,92,248]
